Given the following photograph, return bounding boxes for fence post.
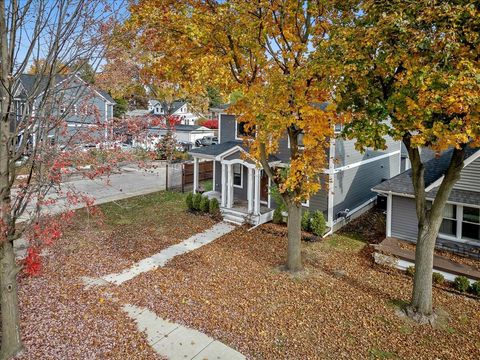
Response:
[181,163,185,193]
[166,162,169,191]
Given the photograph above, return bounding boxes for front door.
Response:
[260,170,269,204]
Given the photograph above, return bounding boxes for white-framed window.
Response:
[334,123,343,133]
[462,206,480,241]
[287,131,305,149]
[301,199,310,207]
[439,203,480,243]
[235,120,254,140]
[233,163,243,188]
[439,203,457,237]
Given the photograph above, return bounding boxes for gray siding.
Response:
[333,154,400,218]
[391,195,418,241]
[334,135,399,168]
[390,195,480,259]
[233,164,249,201]
[454,156,480,192]
[214,161,222,193]
[219,114,236,143]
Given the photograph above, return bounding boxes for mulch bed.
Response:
[111,225,480,360]
[339,207,386,244]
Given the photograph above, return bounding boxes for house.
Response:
[157,124,215,145]
[189,107,402,228]
[15,73,115,146]
[373,147,480,259]
[148,100,199,125]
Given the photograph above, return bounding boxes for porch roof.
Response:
[189,141,281,162]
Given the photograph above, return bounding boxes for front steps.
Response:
[220,207,274,226]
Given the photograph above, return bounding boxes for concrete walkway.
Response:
[91,222,235,286]
[123,305,245,360]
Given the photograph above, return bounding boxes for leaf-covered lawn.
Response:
[15,191,215,359]
[110,223,480,360]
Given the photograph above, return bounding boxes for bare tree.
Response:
[0,1,123,358]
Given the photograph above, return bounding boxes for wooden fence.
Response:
[182,160,213,191]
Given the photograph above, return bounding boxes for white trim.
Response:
[386,193,392,237]
[374,189,480,210]
[218,113,222,143]
[326,150,401,174]
[247,167,254,213]
[232,163,243,188]
[327,139,335,227]
[212,160,216,190]
[221,163,226,207]
[425,149,480,191]
[267,176,272,208]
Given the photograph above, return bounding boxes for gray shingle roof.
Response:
[190,141,243,157]
[373,147,480,205]
[190,140,281,162]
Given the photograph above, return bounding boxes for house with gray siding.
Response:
[189,107,402,229]
[373,147,480,259]
[15,74,115,146]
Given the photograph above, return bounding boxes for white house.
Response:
[148,100,199,125]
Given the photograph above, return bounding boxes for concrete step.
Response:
[222,213,245,225]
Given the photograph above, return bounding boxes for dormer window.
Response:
[287,131,305,149]
[334,123,343,134]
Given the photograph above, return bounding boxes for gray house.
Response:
[373,147,480,258]
[189,108,402,229]
[15,74,115,146]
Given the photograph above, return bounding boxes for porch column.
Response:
[247,167,254,213]
[221,163,226,207]
[193,157,199,193]
[227,163,234,208]
[254,168,260,215]
[386,193,392,237]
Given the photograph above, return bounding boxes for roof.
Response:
[19,73,115,104]
[190,141,243,157]
[158,124,212,132]
[373,147,480,205]
[125,109,152,117]
[149,99,187,114]
[19,73,69,96]
[190,140,280,162]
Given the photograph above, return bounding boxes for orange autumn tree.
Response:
[128,0,338,271]
[330,0,480,321]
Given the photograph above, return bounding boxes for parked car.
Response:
[195,136,218,147]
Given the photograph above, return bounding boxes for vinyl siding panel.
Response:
[333,153,400,217]
[219,114,236,143]
[214,161,222,193]
[334,136,399,168]
[454,156,480,192]
[391,196,418,241]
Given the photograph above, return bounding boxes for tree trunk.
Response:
[410,226,437,317]
[286,201,302,272]
[0,240,23,360]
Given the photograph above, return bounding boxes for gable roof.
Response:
[18,73,115,104]
[373,147,480,205]
[149,100,187,114]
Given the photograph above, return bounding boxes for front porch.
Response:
[190,142,277,225]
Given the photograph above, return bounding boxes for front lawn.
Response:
[111,223,480,360]
[15,191,215,359]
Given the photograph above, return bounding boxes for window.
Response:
[462,206,479,241]
[334,123,343,133]
[233,164,243,188]
[287,131,305,148]
[236,120,254,139]
[439,204,457,237]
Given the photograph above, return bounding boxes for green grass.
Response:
[319,234,366,253]
[202,179,213,192]
[368,348,400,360]
[98,191,187,227]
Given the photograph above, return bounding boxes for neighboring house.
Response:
[157,124,214,144]
[189,107,402,227]
[15,73,115,146]
[148,100,199,125]
[373,147,480,259]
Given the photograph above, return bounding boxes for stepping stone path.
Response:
[83,222,236,287]
[123,304,245,360]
